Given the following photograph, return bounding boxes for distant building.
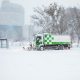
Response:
[0,0,25,41]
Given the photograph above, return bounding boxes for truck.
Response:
[33,33,71,50]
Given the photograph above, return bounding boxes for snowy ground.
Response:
[0,44,80,80]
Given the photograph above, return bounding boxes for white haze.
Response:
[0,0,80,24]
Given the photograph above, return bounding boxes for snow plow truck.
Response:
[33,33,71,50]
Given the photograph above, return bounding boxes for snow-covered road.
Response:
[0,47,80,80]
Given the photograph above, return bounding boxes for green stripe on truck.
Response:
[44,42,71,45]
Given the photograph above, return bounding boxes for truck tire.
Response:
[58,45,64,50]
[68,46,70,49]
[40,46,44,51]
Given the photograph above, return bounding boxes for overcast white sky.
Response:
[0,0,80,25]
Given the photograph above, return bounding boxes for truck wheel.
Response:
[68,47,70,49]
[40,46,44,51]
[58,45,64,50]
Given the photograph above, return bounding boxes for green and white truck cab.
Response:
[34,33,71,50]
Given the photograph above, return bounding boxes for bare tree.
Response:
[73,8,80,46]
[31,7,51,33]
[67,8,80,45]
[55,7,67,35]
[31,3,67,35]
